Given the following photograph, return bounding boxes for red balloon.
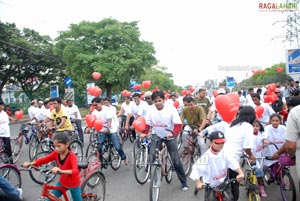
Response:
[227,93,240,109]
[255,106,264,119]
[181,90,187,96]
[93,86,102,97]
[189,87,195,93]
[85,114,97,128]
[92,72,101,80]
[14,110,23,120]
[133,116,146,132]
[94,118,103,131]
[215,94,239,123]
[173,100,180,109]
[88,87,95,96]
[142,80,151,89]
[89,105,95,112]
[212,90,218,98]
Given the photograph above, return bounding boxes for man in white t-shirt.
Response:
[140,91,188,191]
[66,99,84,143]
[92,97,128,167]
[0,100,13,163]
[28,99,39,122]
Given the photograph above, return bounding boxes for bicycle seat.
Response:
[78,162,89,169]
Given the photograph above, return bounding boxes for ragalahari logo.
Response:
[259,2,298,12]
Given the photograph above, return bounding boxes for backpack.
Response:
[272,96,283,113]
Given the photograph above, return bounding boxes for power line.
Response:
[0,39,61,60]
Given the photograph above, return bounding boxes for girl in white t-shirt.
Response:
[252,120,267,197]
[262,114,286,182]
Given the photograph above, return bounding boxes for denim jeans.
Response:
[149,135,187,187]
[97,132,127,162]
[0,176,20,198]
[52,181,82,201]
[75,119,84,143]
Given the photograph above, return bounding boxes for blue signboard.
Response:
[226,77,235,88]
[287,49,300,73]
[64,77,73,87]
[50,85,59,98]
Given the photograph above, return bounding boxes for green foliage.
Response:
[55,18,158,98]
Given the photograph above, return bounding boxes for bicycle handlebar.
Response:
[194,178,237,195]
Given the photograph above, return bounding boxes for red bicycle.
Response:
[24,161,105,201]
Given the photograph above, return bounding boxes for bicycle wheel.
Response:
[70,140,84,162]
[33,140,52,157]
[86,140,98,159]
[0,165,21,188]
[149,166,161,201]
[81,171,106,201]
[280,172,296,201]
[165,155,173,183]
[177,132,182,150]
[10,137,22,163]
[28,135,39,160]
[129,130,135,143]
[29,151,57,185]
[110,147,121,170]
[249,192,261,201]
[132,138,141,159]
[179,147,192,176]
[134,147,150,184]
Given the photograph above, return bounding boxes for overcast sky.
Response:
[0,0,294,87]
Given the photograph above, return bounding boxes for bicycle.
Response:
[241,153,264,201]
[133,135,151,184]
[264,143,296,201]
[194,178,237,201]
[179,125,202,176]
[85,131,121,171]
[24,162,106,201]
[0,137,11,164]
[0,163,22,188]
[149,134,174,201]
[119,115,134,144]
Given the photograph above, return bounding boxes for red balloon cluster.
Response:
[92,72,101,80]
[132,84,142,90]
[142,80,151,89]
[132,116,146,132]
[94,119,104,131]
[276,67,283,73]
[263,83,277,103]
[85,114,97,128]
[255,106,264,119]
[14,110,24,120]
[88,86,102,97]
[121,89,132,97]
[215,93,239,123]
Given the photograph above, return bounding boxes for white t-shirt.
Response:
[239,95,246,107]
[35,105,50,121]
[66,104,82,120]
[190,148,239,188]
[134,100,148,118]
[0,110,10,137]
[223,122,254,163]
[262,124,286,166]
[256,103,275,125]
[28,106,39,119]
[121,102,133,116]
[246,94,255,107]
[252,131,264,157]
[145,104,181,138]
[92,106,118,133]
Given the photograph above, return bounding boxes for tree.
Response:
[0,21,64,101]
[55,18,157,98]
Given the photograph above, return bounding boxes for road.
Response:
[9,122,300,201]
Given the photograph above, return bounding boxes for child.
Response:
[23,132,81,201]
[252,120,267,197]
[190,131,244,201]
[262,114,286,182]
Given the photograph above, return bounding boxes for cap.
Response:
[38,100,43,104]
[217,88,226,95]
[208,131,226,143]
[144,91,152,97]
[275,88,281,93]
[31,99,37,104]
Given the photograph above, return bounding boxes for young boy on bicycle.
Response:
[190,131,244,201]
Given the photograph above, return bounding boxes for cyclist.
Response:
[0,100,13,163]
[131,93,148,139]
[23,132,82,201]
[28,99,39,123]
[140,91,188,191]
[117,96,134,138]
[47,97,73,135]
[91,97,128,167]
[66,99,84,144]
[180,96,206,152]
[190,131,244,201]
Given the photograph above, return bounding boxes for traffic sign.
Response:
[64,77,73,87]
[226,77,235,91]
[50,85,59,98]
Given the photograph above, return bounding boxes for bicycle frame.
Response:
[40,183,69,201]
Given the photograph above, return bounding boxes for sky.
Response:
[0,0,296,87]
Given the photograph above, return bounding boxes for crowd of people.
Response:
[0,78,300,200]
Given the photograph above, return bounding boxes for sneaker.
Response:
[259,185,267,197]
[17,188,23,200]
[182,186,189,191]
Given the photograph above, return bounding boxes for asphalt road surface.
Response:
[9,122,300,201]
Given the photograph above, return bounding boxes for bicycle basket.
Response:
[279,154,295,166]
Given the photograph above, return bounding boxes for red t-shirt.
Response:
[34,150,80,188]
